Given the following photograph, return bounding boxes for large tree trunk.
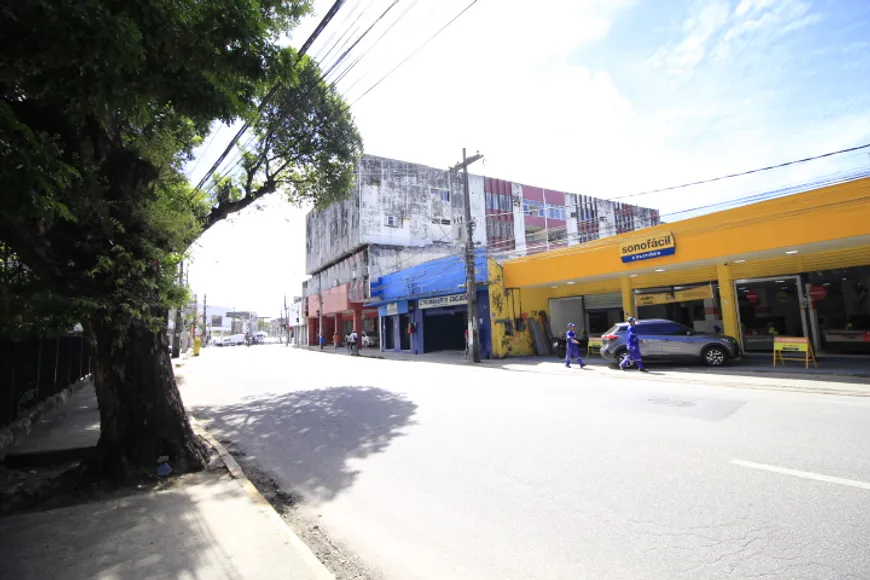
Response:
[88,314,207,482]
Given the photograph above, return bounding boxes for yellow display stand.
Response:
[587,337,602,357]
[193,337,202,357]
[773,336,817,368]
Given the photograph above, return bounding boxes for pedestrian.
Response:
[463,327,469,359]
[319,333,325,350]
[564,323,586,368]
[333,331,340,351]
[619,317,648,372]
[349,329,359,356]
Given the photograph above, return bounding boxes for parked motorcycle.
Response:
[552,333,567,359]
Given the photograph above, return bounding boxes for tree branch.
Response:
[202,181,276,232]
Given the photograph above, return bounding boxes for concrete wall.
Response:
[357,155,468,249]
[305,190,360,275]
[305,154,489,302]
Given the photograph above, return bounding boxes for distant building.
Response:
[301,154,659,348]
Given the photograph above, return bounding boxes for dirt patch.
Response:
[218,438,381,580]
[0,437,226,518]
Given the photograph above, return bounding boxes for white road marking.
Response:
[732,459,870,490]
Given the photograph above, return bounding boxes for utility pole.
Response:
[171,261,184,358]
[202,293,207,346]
[284,295,290,347]
[450,148,484,363]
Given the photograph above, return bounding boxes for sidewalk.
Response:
[0,384,333,580]
[307,345,870,395]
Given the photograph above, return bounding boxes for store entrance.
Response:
[586,309,623,335]
[736,276,808,352]
[384,316,395,350]
[807,266,870,355]
[423,311,466,352]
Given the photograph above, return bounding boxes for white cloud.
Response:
[652,0,819,81]
[188,0,869,312]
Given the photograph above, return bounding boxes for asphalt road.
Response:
[181,346,870,580]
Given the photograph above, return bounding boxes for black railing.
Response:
[0,336,91,428]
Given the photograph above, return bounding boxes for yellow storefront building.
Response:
[488,177,870,359]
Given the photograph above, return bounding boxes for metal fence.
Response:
[0,336,91,428]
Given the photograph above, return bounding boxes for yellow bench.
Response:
[587,337,602,357]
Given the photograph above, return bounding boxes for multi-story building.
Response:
[302,154,659,349]
[483,179,661,258]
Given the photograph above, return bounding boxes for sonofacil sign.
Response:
[620,233,676,263]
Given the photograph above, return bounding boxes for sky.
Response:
[187,0,870,315]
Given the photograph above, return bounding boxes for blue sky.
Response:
[188,0,870,314]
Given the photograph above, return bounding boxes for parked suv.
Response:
[599,318,740,367]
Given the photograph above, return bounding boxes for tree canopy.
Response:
[1,0,362,334]
[0,0,363,478]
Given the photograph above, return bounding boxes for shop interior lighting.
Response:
[629,274,638,278]
[567,281,575,285]
[655,269,666,272]
[785,250,799,255]
[734,259,746,263]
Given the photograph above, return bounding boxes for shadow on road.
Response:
[192,386,417,502]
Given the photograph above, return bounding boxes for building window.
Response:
[546,203,566,220]
[385,215,400,228]
[432,187,450,202]
[523,199,544,217]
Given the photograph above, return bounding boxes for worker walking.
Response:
[619,317,648,372]
[565,323,586,369]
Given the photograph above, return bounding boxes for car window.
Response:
[604,325,626,335]
[635,323,665,335]
[655,322,691,335]
[638,322,692,336]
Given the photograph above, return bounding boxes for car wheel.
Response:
[616,349,634,368]
[703,345,729,367]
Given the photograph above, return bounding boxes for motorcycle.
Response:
[552,333,567,359]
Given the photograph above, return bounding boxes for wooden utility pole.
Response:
[450,148,484,363]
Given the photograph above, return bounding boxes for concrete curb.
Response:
[189,416,336,580]
[0,376,94,455]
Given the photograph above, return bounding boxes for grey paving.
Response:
[1,385,100,466]
[183,346,870,580]
[0,472,323,580]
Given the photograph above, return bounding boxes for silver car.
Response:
[599,318,740,367]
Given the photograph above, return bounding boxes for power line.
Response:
[204,1,478,197]
[349,0,479,105]
[192,0,348,192]
[204,0,404,194]
[608,142,870,201]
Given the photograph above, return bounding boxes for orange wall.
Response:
[321,284,351,315]
[504,178,870,288]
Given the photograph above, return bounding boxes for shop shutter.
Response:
[583,291,623,310]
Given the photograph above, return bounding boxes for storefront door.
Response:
[735,275,809,352]
[384,316,395,350]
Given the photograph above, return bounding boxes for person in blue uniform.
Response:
[565,323,586,368]
[620,317,648,372]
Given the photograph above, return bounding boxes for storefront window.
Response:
[635,284,722,334]
[808,266,870,354]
